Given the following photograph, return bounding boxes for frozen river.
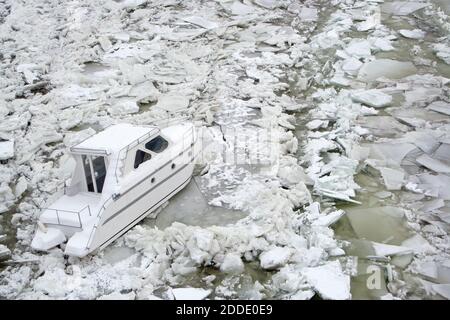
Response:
[1,0,450,300]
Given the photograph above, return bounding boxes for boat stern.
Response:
[31,225,66,251]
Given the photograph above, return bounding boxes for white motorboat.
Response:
[31,122,197,257]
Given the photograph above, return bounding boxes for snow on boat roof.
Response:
[71,124,159,154]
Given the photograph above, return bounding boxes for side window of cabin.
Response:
[145,136,168,153]
[134,149,152,169]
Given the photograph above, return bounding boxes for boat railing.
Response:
[113,127,160,183]
[40,205,92,229]
[33,180,71,210]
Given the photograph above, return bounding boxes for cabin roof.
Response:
[71,124,159,155]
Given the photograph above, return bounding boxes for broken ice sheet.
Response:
[0,244,11,261]
[345,206,413,245]
[381,2,429,16]
[427,101,450,116]
[154,94,190,113]
[303,261,351,300]
[416,154,450,174]
[171,288,212,300]
[0,140,14,161]
[398,29,426,39]
[415,173,450,200]
[433,43,450,65]
[372,241,412,257]
[378,167,405,191]
[182,16,219,29]
[226,1,257,16]
[357,59,417,82]
[401,234,435,254]
[259,247,293,270]
[357,116,409,138]
[298,7,319,22]
[351,89,393,108]
[356,10,381,32]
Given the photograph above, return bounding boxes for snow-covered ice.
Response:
[1,0,450,301]
[351,89,393,108]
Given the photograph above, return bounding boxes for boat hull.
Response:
[83,156,195,256]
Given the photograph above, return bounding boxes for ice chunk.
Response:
[346,206,412,244]
[427,101,450,116]
[357,116,409,137]
[432,284,450,299]
[172,288,211,300]
[402,131,440,154]
[303,261,351,300]
[58,108,83,130]
[229,1,255,15]
[351,89,392,108]
[421,198,445,212]
[108,100,139,116]
[306,119,329,130]
[416,154,450,173]
[345,40,372,58]
[98,36,112,51]
[401,234,435,254]
[433,44,450,65]
[182,16,219,29]
[254,0,277,9]
[342,57,363,75]
[437,261,450,284]
[312,210,346,227]
[416,261,439,280]
[357,59,417,82]
[372,242,412,257]
[155,94,190,113]
[434,143,450,163]
[220,253,244,274]
[371,38,395,52]
[356,11,381,32]
[416,173,450,200]
[16,64,40,84]
[0,140,14,161]
[14,176,28,198]
[0,244,11,261]
[382,2,429,16]
[259,247,292,270]
[98,292,136,300]
[299,7,318,21]
[399,29,426,39]
[404,87,443,107]
[378,167,405,190]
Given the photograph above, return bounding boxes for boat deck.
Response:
[40,192,101,228]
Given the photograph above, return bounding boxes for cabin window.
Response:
[145,136,168,153]
[82,156,93,192]
[134,149,152,169]
[82,155,107,193]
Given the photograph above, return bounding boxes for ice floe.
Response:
[351,89,393,108]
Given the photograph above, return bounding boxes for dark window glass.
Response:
[134,149,152,169]
[92,156,106,193]
[82,155,94,192]
[82,155,107,193]
[145,136,168,153]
